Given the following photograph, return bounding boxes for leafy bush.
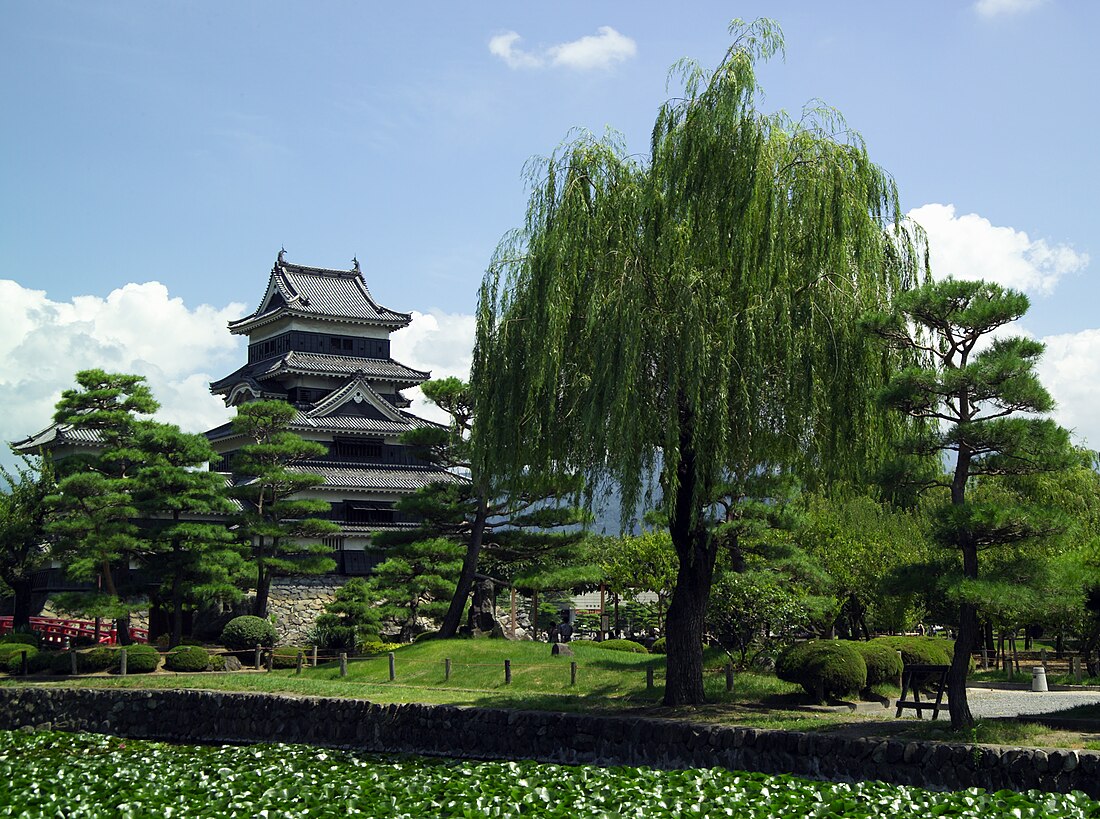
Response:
[0,643,37,663]
[4,645,39,674]
[164,646,212,672]
[595,639,649,654]
[77,647,116,674]
[0,630,41,648]
[309,624,358,654]
[220,616,277,651]
[851,641,903,687]
[776,640,867,701]
[868,636,951,667]
[360,641,402,656]
[650,637,666,654]
[115,644,159,674]
[271,647,306,669]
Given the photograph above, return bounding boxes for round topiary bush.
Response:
[220,616,277,651]
[0,642,37,664]
[115,644,159,674]
[165,645,212,672]
[4,644,39,674]
[852,640,904,687]
[595,639,649,654]
[77,646,116,674]
[776,640,867,701]
[0,631,41,648]
[869,636,951,667]
[650,637,667,654]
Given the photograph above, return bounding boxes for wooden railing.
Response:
[0,616,148,645]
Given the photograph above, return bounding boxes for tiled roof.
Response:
[12,423,105,453]
[289,462,463,492]
[228,255,411,333]
[205,406,440,443]
[210,352,427,394]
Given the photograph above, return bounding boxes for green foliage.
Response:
[4,644,39,674]
[0,642,36,663]
[0,455,55,629]
[594,639,649,654]
[707,569,817,666]
[7,731,1100,819]
[228,400,339,617]
[271,646,306,669]
[868,636,951,667]
[116,644,159,674]
[650,637,666,654]
[76,646,116,674]
[851,641,904,687]
[369,537,464,642]
[164,646,212,672]
[0,631,40,648]
[314,578,381,653]
[220,616,277,651]
[776,640,868,701]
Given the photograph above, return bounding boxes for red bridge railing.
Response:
[0,616,148,646]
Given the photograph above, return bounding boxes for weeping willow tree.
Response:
[472,19,924,705]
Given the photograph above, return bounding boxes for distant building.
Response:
[205,252,460,579]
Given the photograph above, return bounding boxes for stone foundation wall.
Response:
[1,687,1096,797]
[267,577,349,645]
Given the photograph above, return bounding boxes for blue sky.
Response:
[2,1,1098,455]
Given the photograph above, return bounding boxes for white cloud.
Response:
[974,0,1047,18]
[1036,328,1100,449]
[489,26,636,71]
[0,280,245,463]
[390,309,476,424]
[908,203,1089,296]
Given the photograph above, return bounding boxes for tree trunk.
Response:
[663,402,716,707]
[10,577,34,630]
[439,497,489,639]
[254,567,271,618]
[947,542,978,729]
[170,570,184,649]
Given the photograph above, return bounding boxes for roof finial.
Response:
[351,256,360,274]
[278,247,287,264]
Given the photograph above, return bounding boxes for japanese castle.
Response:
[204,251,458,575]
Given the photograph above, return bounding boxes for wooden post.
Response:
[725,663,734,693]
[981,644,989,670]
[531,590,540,638]
[504,659,512,685]
[339,653,348,677]
[1041,648,1048,670]
[19,650,28,676]
[312,646,318,668]
[570,660,577,686]
[599,584,606,639]
[646,664,654,690]
[388,652,395,681]
[896,651,904,691]
[445,658,451,681]
[510,587,517,639]
[70,648,78,676]
[1073,655,1083,683]
[296,651,304,675]
[265,650,273,672]
[120,648,128,676]
[254,644,262,670]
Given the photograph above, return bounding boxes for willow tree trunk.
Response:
[663,406,717,706]
[439,498,490,639]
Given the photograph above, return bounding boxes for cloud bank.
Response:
[390,309,476,424]
[909,203,1089,296]
[489,26,636,71]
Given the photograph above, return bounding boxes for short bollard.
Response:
[120,649,128,676]
[70,648,78,676]
[296,651,304,675]
[505,659,512,685]
[1032,666,1049,692]
[388,652,395,681]
[19,650,28,676]
[254,644,262,670]
[445,658,451,681]
[646,664,654,690]
[312,646,318,668]
[725,663,734,693]
[570,661,577,686]
[339,653,348,677]
[265,650,274,672]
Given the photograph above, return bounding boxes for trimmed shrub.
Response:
[869,636,951,667]
[115,644,159,674]
[220,616,277,651]
[0,642,37,663]
[852,641,904,687]
[776,640,867,701]
[650,637,666,654]
[4,645,40,674]
[271,647,305,669]
[0,631,41,648]
[165,646,212,672]
[595,639,649,654]
[77,646,116,674]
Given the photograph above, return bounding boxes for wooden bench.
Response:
[895,664,950,719]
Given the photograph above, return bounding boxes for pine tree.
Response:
[472,20,922,704]
[368,537,464,643]
[228,400,340,617]
[0,455,55,629]
[865,277,1076,729]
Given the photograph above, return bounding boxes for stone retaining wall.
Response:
[267,577,348,644]
[1,687,1097,796]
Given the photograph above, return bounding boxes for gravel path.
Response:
[927,687,1100,720]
